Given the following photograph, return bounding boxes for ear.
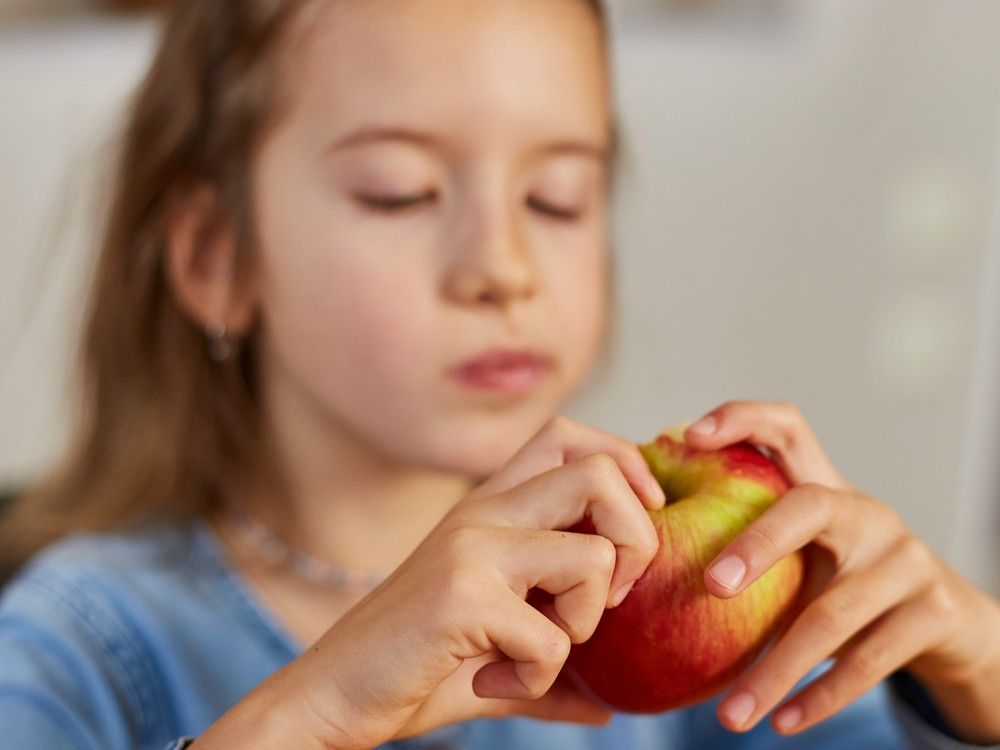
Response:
[164,186,257,338]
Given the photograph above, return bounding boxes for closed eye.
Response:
[354,191,581,221]
[527,196,581,222]
[355,191,436,213]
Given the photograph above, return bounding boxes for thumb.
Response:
[499,674,613,726]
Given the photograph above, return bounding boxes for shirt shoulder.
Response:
[1,522,227,669]
[0,526,200,747]
[0,523,295,749]
[5,523,202,602]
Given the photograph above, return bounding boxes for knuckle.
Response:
[707,402,735,423]
[924,581,961,622]
[804,676,840,717]
[778,401,804,420]
[442,524,483,561]
[581,452,619,485]
[743,522,783,561]
[871,500,906,535]
[561,613,594,645]
[438,562,483,610]
[776,429,799,455]
[810,596,850,637]
[796,481,820,495]
[441,502,479,530]
[896,534,933,569]
[543,414,574,439]
[587,534,617,575]
[773,401,805,445]
[525,673,553,700]
[637,524,661,562]
[844,647,885,684]
[808,484,838,519]
[793,482,838,524]
[537,627,572,667]
[625,442,647,466]
[524,681,548,700]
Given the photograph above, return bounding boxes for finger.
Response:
[494,528,618,641]
[769,592,951,735]
[705,484,906,598]
[473,589,572,701]
[704,483,849,598]
[683,401,846,489]
[715,537,931,731]
[500,674,613,725]
[478,453,661,601]
[431,653,613,727]
[473,415,666,510]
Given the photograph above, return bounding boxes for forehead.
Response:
[277,0,611,149]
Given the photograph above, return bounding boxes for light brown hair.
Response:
[0,0,618,578]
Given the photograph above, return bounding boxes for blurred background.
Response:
[1,0,998,595]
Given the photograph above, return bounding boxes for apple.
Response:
[559,425,805,713]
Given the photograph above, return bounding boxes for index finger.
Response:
[482,453,662,604]
[683,401,847,489]
[472,416,666,511]
[703,482,847,598]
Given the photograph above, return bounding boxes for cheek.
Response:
[537,244,608,380]
[263,250,435,406]
[256,241,460,474]
[252,170,438,427]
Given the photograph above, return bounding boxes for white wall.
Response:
[0,14,159,480]
[2,2,999,592]
[570,0,1000,593]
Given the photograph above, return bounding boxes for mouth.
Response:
[446,347,554,396]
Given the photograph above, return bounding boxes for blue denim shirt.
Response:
[0,521,992,750]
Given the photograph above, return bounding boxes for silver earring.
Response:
[205,320,232,362]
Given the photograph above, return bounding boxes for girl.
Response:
[1,1,998,748]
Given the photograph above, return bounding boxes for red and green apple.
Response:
[561,425,805,713]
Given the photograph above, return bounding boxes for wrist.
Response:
[195,660,345,750]
[238,683,325,750]
[909,596,1000,745]
[279,637,379,750]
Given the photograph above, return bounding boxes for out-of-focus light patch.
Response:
[868,288,964,400]
[885,163,975,274]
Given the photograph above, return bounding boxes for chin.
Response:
[414,406,560,480]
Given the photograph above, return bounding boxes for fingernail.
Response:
[609,580,634,608]
[708,555,746,591]
[723,691,755,728]
[689,416,717,436]
[774,704,802,732]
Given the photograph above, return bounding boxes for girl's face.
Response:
[251,0,612,477]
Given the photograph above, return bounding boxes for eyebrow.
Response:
[327,126,611,164]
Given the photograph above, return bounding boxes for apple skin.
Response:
[560,425,805,713]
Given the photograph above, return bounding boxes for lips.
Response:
[447,348,553,395]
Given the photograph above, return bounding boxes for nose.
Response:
[442,201,537,308]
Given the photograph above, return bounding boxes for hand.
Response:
[684,400,1000,744]
[284,416,666,749]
